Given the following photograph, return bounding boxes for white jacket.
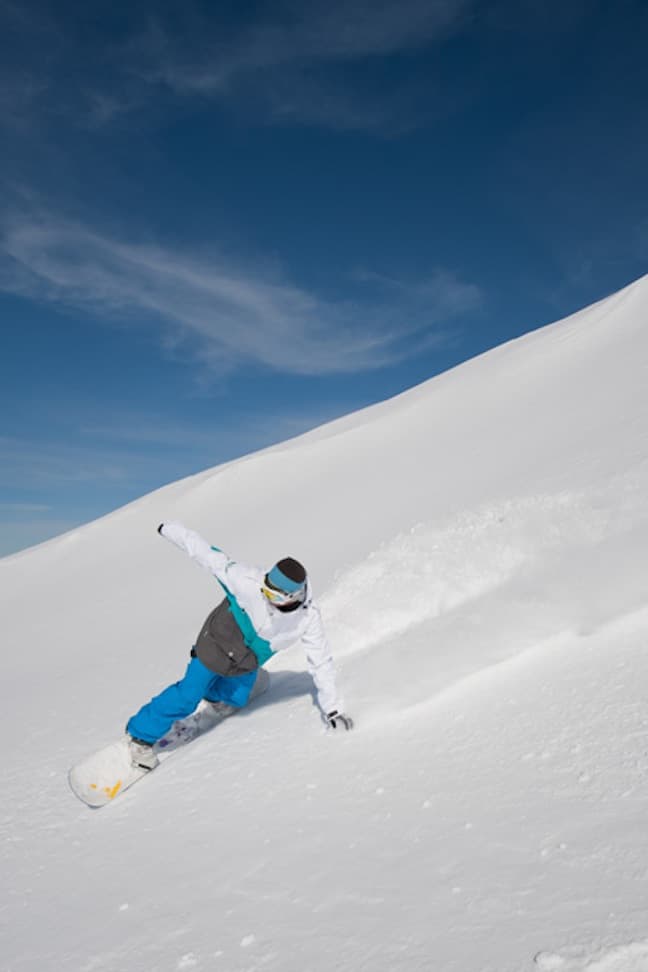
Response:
[160,522,341,715]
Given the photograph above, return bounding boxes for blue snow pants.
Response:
[126,656,258,744]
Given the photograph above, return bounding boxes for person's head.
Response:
[261,557,307,610]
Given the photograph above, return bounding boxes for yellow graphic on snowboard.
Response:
[89,780,123,800]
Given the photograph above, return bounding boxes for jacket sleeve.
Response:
[159,521,230,584]
[300,604,341,715]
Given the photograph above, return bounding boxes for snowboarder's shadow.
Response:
[157,670,316,754]
[244,669,316,714]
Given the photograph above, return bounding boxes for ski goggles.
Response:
[261,577,306,607]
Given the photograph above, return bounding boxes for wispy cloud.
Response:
[0,502,51,513]
[81,406,347,451]
[352,267,481,315]
[1,0,605,137]
[0,400,365,506]
[126,0,474,132]
[0,434,140,489]
[0,0,475,136]
[0,0,59,129]
[143,0,472,93]
[0,212,482,377]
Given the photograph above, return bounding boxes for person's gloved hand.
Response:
[157,523,164,534]
[326,710,354,730]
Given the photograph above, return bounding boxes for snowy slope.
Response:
[2,275,648,972]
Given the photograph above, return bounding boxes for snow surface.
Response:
[2,274,648,972]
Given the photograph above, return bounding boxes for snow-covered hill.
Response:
[3,275,648,972]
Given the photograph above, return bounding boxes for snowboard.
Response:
[68,668,269,808]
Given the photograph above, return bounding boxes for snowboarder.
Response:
[126,521,353,770]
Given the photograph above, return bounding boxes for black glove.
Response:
[157,523,164,535]
[326,710,354,731]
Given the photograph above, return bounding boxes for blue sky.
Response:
[1,0,647,556]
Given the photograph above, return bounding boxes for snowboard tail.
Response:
[68,738,148,808]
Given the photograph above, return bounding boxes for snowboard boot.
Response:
[127,735,159,772]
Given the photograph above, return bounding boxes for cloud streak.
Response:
[0,0,474,136]
[1,213,482,377]
[144,0,472,93]
[1,0,603,136]
[125,0,474,132]
[0,502,51,513]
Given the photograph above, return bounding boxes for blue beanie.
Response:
[267,557,306,594]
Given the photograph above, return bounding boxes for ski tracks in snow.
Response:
[535,940,648,971]
[324,479,648,660]
[320,478,648,723]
